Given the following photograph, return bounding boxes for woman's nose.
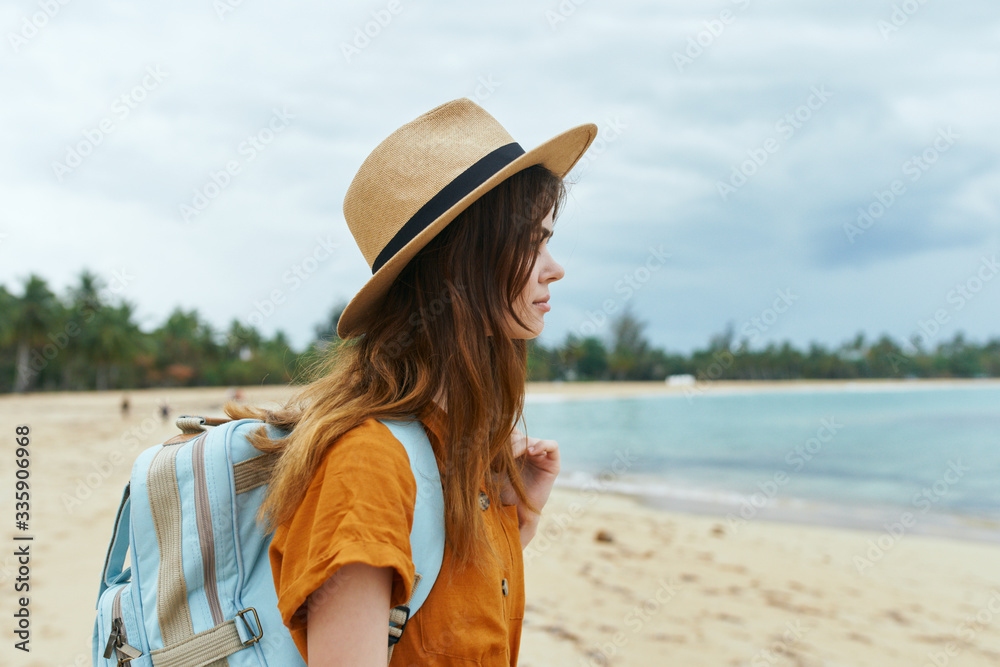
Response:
[545,256,565,283]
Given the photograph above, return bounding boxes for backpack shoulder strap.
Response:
[377,416,446,659]
[96,483,132,606]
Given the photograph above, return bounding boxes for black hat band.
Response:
[371,141,526,274]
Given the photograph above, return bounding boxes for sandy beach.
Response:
[1,381,999,666]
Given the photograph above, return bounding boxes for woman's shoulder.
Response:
[268,415,423,640]
[310,416,419,494]
[321,414,415,458]
[325,414,399,451]
[275,415,421,540]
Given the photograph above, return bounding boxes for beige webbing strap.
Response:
[387,606,408,641]
[386,571,422,663]
[148,442,195,648]
[149,618,246,667]
[233,453,278,494]
[176,416,208,434]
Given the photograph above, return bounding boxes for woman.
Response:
[225,98,597,665]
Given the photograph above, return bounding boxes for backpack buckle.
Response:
[388,604,410,646]
[237,607,263,645]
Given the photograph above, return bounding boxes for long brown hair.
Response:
[225,163,567,574]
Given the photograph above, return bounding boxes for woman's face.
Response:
[505,207,565,339]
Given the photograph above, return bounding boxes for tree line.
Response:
[1,271,997,393]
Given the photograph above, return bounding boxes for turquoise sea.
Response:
[521,381,1000,542]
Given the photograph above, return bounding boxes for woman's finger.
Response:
[510,432,529,458]
[527,438,557,457]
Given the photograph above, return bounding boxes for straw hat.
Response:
[336,97,597,339]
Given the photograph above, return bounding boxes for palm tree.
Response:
[11,275,58,392]
[0,285,13,339]
[90,302,144,390]
[555,332,583,381]
[266,330,302,382]
[0,285,16,392]
[152,308,221,386]
[312,300,347,352]
[64,269,106,389]
[225,319,262,360]
[69,269,104,312]
[577,336,609,380]
[608,302,650,380]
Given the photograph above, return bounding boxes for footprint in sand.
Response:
[885,609,910,625]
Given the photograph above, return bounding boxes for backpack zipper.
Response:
[102,586,142,664]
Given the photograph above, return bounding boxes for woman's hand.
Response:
[500,427,560,549]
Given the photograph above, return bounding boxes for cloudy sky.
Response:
[2,0,998,355]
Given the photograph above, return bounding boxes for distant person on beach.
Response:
[159,400,170,422]
[120,394,130,418]
[224,98,597,664]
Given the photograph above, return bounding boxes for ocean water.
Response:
[520,382,1000,541]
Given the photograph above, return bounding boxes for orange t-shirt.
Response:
[268,401,525,665]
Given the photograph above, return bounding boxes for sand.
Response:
[1,381,998,666]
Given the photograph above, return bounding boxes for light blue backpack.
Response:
[93,414,445,666]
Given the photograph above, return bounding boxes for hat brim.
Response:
[335,122,598,340]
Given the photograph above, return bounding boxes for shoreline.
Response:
[554,474,1000,547]
[525,376,1000,399]
[640,488,1000,545]
[525,378,1000,546]
[3,379,998,546]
